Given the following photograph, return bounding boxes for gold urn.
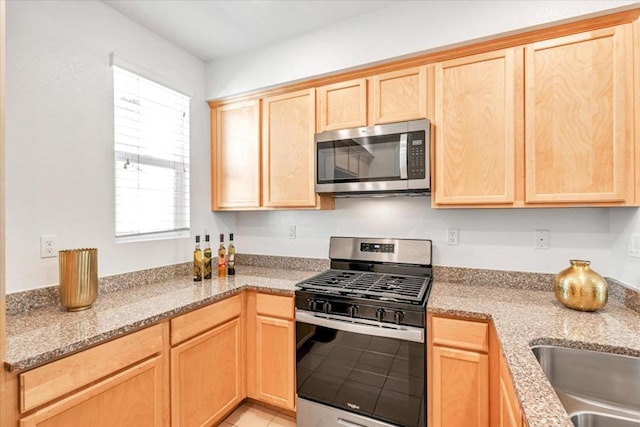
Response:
[554,260,607,312]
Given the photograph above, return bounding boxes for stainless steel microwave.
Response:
[315,119,430,196]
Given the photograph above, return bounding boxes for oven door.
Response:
[296,309,426,427]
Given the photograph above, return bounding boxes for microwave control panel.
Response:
[408,131,426,179]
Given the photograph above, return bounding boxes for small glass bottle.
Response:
[203,235,212,279]
[217,234,227,277]
[193,235,202,282]
[227,233,236,275]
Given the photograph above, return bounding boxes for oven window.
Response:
[296,323,425,427]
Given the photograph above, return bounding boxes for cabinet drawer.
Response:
[256,293,293,320]
[171,293,242,345]
[432,316,489,352]
[20,322,164,413]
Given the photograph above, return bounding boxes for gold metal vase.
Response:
[59,248,98,311]
[554,260,607,312]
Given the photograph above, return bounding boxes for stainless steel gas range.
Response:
[295,237,432,427]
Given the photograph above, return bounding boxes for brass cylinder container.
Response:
[554,260,608,312]
[59,248,98,311]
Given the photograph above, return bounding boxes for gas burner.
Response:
[295,237,432,325]
[298,270,430,304]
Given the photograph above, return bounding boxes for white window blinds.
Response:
[113,65,190,239]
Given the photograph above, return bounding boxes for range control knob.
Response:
[376,308,386,322]
[394,311,405,325]
[348,305,358,318]
[323,301,332,314]
[307,299,318,311]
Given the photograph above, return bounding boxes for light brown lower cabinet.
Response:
[429,315,490,427]
[17,323,168,427]
[170,294,245,427]
[6,291,297,427]
[19,356,164,427]
[246,291,296,411]
[429,314,527,427]
[499,348,524,427]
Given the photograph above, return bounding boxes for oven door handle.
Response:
[338,418,368,427]
[295,309,424,343]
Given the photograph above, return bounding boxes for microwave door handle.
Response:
[399,133,408,179]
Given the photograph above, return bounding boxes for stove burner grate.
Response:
[300,270,430,303]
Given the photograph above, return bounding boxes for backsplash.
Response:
[6,255,640,316]
[6,262,190,315]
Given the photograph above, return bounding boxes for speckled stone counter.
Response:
[428,281,640,427]
[7,262,640,427]
[5,266,319,372]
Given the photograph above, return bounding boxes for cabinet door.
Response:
[317,78,367,132]
[371,66,427,124]
[255,315,295,410]
[171,318,243,427]
[525,25,632,203]
[212,100,261,209]
[500,353,523,427]
[432,346,489,427]
[20,356,164,427]
[434,49,519,205]
[262,89,316,207]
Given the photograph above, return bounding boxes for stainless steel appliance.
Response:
[315,120,430,196]
[295,237,433,427]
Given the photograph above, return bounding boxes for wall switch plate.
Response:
[40,235,57,258]
[534,230,549,249]
[288,226,296,240]
[628,234,640,258]
[447,229,458,246]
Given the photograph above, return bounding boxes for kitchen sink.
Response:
[530,345,640,427]
[571,413,640,427]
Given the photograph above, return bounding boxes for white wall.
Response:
[5,0,234,293]
[6,0,640,293]
[609,210,640,288]
[235,199,612,276]
[208,0,640,289]
[205,0,639,99]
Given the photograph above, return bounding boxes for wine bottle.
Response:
[217,234,227,277]
[193,235,202,282]
[203,234,212,279]
[228,233,236,275]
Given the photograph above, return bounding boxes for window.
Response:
[113,65,190,240]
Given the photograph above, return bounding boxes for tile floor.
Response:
[220,401,296,427]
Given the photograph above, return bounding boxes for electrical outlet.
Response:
[288,226,296,240]
[447,229,458,246]
[40,235,57,258]
[534,230,549,249]
[629,234,640,258]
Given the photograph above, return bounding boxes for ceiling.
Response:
[101,0,399,62]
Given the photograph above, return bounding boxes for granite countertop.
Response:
[6,266,640,427]
[428,281,640,427]
[4,266,317,372]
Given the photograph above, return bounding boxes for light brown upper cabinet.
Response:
[262,88,318,208]
[371,66,427,124]
[525,24,633,204]
[211,93,333,211]
[433,49,521,206]
[211,100,261,210]
[432,23,638,208]
[316,78,368,132]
